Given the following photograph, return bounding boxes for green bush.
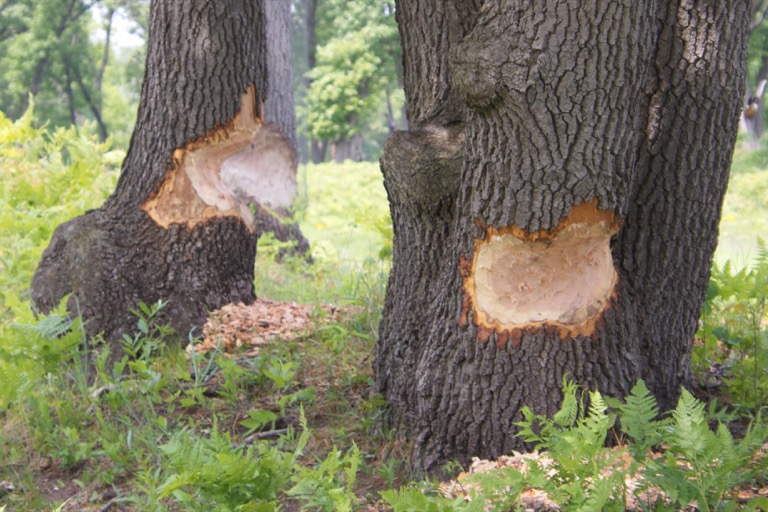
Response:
[0,105,118,407]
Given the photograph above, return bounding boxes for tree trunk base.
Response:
[31,206,257,346]
[255,206,312,261]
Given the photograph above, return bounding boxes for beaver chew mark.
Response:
[469,200,619,338]
[142,84,296,231]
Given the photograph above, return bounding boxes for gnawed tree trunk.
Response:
[377,0,750,474]
[31,0,295,347]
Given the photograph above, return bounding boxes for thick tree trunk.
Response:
[377,0,750,474]
[31,0,294,347]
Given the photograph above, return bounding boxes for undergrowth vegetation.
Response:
[1,108,768,510]
[382,380,768,511]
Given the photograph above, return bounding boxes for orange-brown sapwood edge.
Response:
[459,199,621,348]
[142,85,296,232]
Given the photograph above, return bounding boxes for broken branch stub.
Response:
[461,200,620,342]
[142,85,296,231]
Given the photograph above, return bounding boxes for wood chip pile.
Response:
[189,298,343,355]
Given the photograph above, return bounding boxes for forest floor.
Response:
[6,298,765,512]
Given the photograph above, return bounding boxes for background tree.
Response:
[743,2,768,147]
[296,0,403,163]
[0,0,149,144]
[30,0,295,347]
[376,0,750,473]
[258,0,311,258]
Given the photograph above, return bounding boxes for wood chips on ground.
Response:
[188,298,344,356]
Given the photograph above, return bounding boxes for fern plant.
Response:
[286,443,361,512]
[380,483,485,512]
[697,237,768,415]
[514,377,628,511]
[617,380,670,459]
[381,378,768,511]
[156,415,305,510]
[640,389,768,512]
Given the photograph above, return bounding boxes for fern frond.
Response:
[553,376,580,427]
[618,380,665,457]
[756,235,767,269]
[668,389,710,460]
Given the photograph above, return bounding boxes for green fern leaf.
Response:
[618,380,665,457]
[553,376,580,427]
[668,389,710,461]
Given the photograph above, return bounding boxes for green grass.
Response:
[718,138,768,265]
[298,161,392,264]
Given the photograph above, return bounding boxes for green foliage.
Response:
[717,148,768,265]
[617,380,669,459]
[298,162,392,264]
[0,105,118,406]
[286,443,361,511]
[384,379,768,512]
[0,0,147,145]
[697,238,768,414]
[156,416,306,510]
[380,483,485,512]
[642,389,768,511]
[515,379,627,511]
[304,0,403,156]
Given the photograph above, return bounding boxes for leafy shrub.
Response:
[0,105,118,406]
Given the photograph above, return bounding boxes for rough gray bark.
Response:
[264,0,297,148]
[377,0,481,448]
[259,0,311,259]
[31,0,279,347]
[377,0,750,474]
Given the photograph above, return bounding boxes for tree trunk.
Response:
[66,53,108,142]
[743,61,767,148]
[31,0,294,348]
[331,134,363,162]
[311,139,327,163]
[259,0,311,259]
[305,0,326,165]
[377,0,750,474]
[264,0,297,148]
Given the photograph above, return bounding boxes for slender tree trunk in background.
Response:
[743,2,768,149]
[377,0,750,474]
[260,0,311,257]
[67,54,108,142]
[331,134,363,163]
[95,7,115,113]
[19,0,84,116]
[31,0,294,349]
[311,139,327,163]
[744,77,766,149]
[64,64,76,126]
[306,0,326,164]
[265,0,297,148]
